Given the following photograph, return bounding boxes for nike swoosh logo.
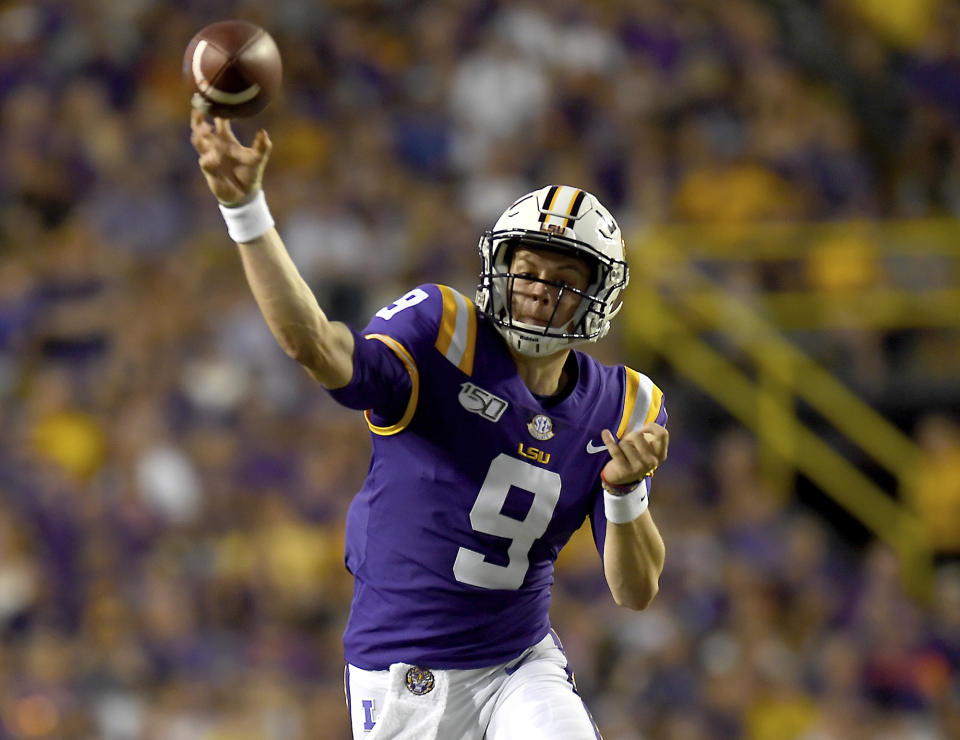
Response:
[586,440,607,454]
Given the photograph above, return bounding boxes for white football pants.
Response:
[345,631,601,740]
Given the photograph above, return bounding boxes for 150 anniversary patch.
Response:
[458,382,508,422]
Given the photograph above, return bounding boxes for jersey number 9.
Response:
[453,454,561,590]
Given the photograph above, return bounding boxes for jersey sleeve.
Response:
[326,325,412,421]
[617,367,667,437]
[326,285,445,431]
[590,370,668,556]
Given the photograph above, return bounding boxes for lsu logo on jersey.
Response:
[405,667,435,696]
[459,382,508,422]
[527,414,554,441]
[517,442,551,465]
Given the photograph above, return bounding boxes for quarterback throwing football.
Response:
[191,109,669,739]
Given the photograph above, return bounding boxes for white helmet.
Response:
[475,184,629,357]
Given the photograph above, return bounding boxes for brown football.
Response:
[183,20,282,118]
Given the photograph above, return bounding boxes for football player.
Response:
[191,110,668,739]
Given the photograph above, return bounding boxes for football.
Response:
[183,20,282,118]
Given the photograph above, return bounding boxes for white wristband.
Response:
[218,189,275,243]
[604,480,649,523]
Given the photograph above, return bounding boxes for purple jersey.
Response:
[329,284,666,670]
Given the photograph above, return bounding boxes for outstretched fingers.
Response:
[214,117,241,145]
[253,129,272,154]
[198,149,221,174]
[228,129,271,167]
[190,109,213,150]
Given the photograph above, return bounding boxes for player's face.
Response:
[508,247,592,329]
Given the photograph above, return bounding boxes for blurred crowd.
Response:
[1,0,959,738]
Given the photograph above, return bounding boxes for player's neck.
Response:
[510,347,571,397]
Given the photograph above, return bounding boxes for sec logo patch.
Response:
[527,414,554,441]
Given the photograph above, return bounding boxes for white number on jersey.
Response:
[374,288,430,320]
[453,454,561,590]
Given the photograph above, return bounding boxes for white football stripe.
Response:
[192,39,261,105]
[624,373,654,434]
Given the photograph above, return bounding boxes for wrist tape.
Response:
[603,479,649,523]
[219,189,274,243]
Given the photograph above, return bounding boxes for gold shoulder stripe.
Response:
[644,384,664,425]
[460,295,477,375]
[617,367,641,439]
[434,285,477,376]
[618,368,660,438]
[435,285,458,357]
[362,333,419,436]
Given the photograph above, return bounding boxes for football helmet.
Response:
[476,185,629,357]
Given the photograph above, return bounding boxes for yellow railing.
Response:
[681,289,960,330]
[623,220,960,599]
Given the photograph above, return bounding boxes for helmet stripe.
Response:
[538,185,561,227]
[563,189,586,229]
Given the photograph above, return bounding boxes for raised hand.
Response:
[600,423,668,487]
[190,109,272,206]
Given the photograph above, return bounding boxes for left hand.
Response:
[600,423,669,486]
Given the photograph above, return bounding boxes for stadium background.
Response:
[1,0,958,738]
